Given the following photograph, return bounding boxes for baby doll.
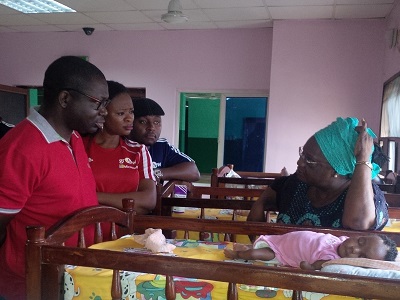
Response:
[224,231,398,270]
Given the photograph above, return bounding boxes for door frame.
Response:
[176,89,269,170]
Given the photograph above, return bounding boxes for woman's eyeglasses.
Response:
[63,88,111,110]
[298,146,328,166]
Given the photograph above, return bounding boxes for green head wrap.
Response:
[314,117,380,179]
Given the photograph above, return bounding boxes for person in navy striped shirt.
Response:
[129,98,200,185]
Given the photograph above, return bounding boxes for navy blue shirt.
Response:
[148,138,194,169]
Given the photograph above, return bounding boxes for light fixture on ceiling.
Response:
[161,0,188,24]
[0,0,75,13]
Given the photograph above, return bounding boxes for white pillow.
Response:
[322,264,400,279]
[322,258,400,271]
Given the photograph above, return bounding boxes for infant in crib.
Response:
[224,231,398,270]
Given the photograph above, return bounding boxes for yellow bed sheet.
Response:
[65,236,358,300]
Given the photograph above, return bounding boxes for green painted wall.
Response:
[187,99,220,138]
[29,89,38,107]
[179,93,187,152]
[187,98,220,173]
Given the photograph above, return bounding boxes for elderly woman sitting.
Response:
[247,117,388,232]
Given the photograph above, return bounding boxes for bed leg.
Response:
[165,275,176,300]
[292,290,303,300]
[227,282,238,300]
[111,270,122,300]
[199,231,206,240]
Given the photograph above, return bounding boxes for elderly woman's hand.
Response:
[354,118,373,162]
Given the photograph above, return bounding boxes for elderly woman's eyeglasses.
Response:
[64,88,111,110]
[298,146,328,166]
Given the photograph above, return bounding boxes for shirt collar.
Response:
[27,107,75,144]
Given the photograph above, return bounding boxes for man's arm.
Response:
[158,161,200,182]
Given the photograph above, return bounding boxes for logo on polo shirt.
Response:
[152,161,161,168]
[119,157,138,169]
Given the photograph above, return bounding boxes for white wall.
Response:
[0,28,272,147]
[267,20,385,173]
[0,19,391,174]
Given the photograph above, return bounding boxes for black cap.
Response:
[132,98,165,118]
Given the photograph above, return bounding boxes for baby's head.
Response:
[338,234,398,261]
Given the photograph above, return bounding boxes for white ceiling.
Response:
[0,0,397,33]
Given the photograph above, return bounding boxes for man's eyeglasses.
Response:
[63,88,111,110]
[298,146,328,166]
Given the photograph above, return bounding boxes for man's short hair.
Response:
[42,56,105,107]
[132,98,165,118]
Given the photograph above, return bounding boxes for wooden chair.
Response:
[26,198,135,300]
[27,212,400,300]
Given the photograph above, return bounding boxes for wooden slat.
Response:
[385,192,400,207]
[210,167,280,188]
[214,177,275,186]
[389,207,400,219]
[188,186,263,198]
[234,171,281,179]
[134,215,400,246]
[162,197,255,210]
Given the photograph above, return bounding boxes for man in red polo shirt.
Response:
[0,56,109,300]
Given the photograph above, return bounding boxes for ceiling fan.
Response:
[161,0,188,24]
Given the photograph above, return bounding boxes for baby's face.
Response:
[338,235,388,260]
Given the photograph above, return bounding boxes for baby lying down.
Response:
[224,231,398,270]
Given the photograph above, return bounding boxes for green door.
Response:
[179,94,220,174]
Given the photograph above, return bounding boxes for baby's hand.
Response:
[224,249,237,259]
[233,243,251,251]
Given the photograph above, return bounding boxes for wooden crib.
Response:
[210,165,281,189]
[26,198,400,300]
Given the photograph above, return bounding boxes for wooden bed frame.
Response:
[210,165,281,188]
[26,198,400,300]
[158,181,400,239]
